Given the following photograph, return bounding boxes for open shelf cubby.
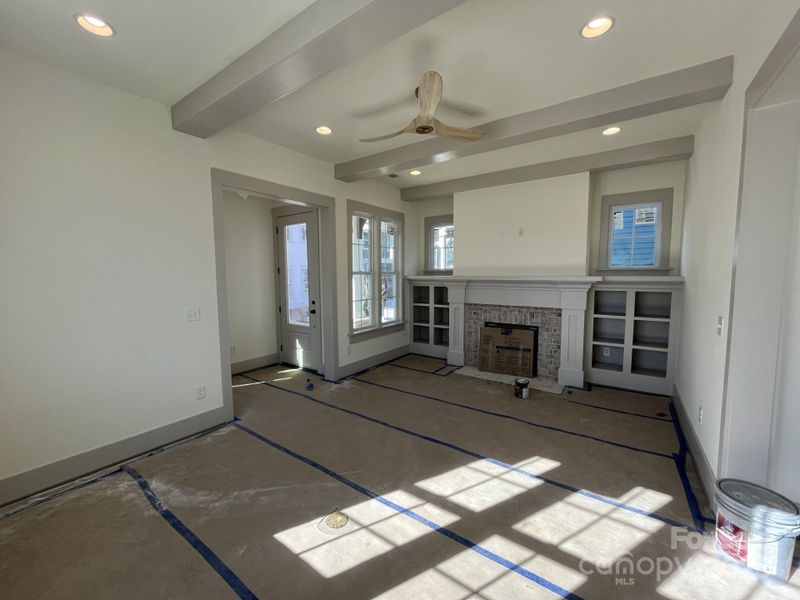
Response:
[413,285,430,304]
[413,304,430,324]
[632,349,668,378]
[593,317,625,345]
[433,306,449,327]
[592,344,624,372]
[633,320,670,349]
[413,324,430,344]
[434,327,449,347]
[634,291,672,319]
[594,290,627,316]
[434,286,448,306]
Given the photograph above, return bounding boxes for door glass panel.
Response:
[285,223,310,326]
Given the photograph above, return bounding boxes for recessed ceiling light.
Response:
[315,126,332,135]
[581,16,614,39]
[75,14,115,37]
[409,169,422,176]
[602,126,621,136]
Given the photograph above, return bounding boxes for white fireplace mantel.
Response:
[406,275,601,388]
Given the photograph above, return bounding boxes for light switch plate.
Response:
[184,307,201,322]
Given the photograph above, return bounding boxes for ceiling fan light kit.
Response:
[359,71,484,143]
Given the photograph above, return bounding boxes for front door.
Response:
[276,211,322,372]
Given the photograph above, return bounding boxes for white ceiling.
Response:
[0,0,755,184]
[232,0,751,165]
[0,0,316,104]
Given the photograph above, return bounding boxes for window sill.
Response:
[349,321,407,342]
[597,267,672,274]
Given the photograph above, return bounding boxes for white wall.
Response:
[453,173,590,276]
[771,148,800,500]
[0,47,408,484]
[676,1,800,477]
[589,161,687,273]
[222,191,279,366]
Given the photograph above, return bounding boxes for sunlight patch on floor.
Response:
[514,487,670,566]
[657,537,800,600]
[374,534,586,599]
[415,457,560,512]
[274,490,459,578]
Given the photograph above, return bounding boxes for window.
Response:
[609,203,660,267]
[348,200,404,334]
[425,215,454,273]
[598,188,673,271]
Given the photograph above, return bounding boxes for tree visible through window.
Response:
[609,203,660,268]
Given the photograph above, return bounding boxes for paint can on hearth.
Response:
[714,478,800,581]
[514,378,529,399]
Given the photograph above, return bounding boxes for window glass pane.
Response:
[351,215,371,273]
[352,273,372,329]
[381,274,397,323]
[380,219,397,273]
[285,223,310,326]
[431,224,454,270]
[610,205,659,267]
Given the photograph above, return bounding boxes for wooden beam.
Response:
[336,57,731,182]
[400,136,694,201]
[172,0,467,138]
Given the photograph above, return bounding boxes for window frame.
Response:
[598,188,674,272]
[347,200,405,338]
[424,214,454,274]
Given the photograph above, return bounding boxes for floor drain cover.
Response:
[318,511,349,534]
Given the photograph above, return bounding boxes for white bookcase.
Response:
[409,282,450,359]
[585,279,682,395]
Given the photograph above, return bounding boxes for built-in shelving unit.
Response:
[585,280,682,395]
[409,282,450,358]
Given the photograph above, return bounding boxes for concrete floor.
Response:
[1,355,799,599]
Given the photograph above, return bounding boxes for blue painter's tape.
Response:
[123,465,258,600]
[240,375,694,531]
[354,377,673,459]
[668,402,711,531]
[232,422,584,600]
[567,399,673,422]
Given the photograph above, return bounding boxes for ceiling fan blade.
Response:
[434,119,484,141]
[359,119,417,143]
[417,71,443,123]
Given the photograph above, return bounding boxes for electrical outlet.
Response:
[230,345,237,355]
[716,316,725,337]
[184,307,201,322]
[603,346,611,357]
[196,385,206,401]
[698,406,704,424]
[347,344,351,356]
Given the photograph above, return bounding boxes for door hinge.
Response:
[280,344,283,351]
[277,266,280,274]
[276,227,279,235]
[279,306,282,313]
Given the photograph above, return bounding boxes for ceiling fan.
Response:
[359,71,485,143]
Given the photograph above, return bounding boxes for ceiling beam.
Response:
[172,0,467,138]
[400,136,694,201]
[336,57,731,182]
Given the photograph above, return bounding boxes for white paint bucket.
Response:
[715,478,800,580]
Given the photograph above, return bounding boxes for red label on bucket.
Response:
[716,513,748,564]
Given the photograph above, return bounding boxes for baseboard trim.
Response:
[231,353,279,375]
[672,385,717,506]
[0,405,231,507]
[334,345,410,380]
